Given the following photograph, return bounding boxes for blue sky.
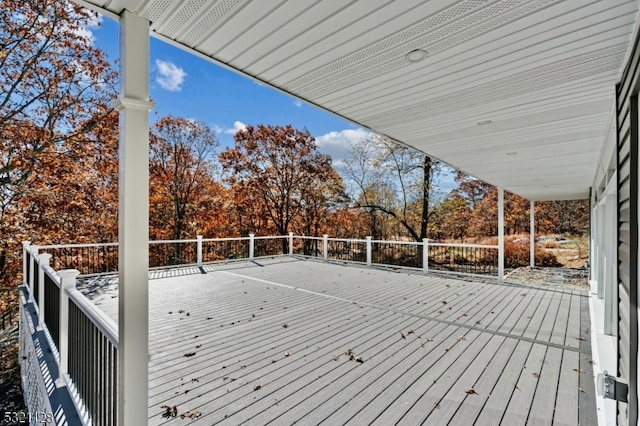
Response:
[92,16,368,165]
[91,15,456,193]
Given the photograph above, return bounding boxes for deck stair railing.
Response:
[19,234,497,425]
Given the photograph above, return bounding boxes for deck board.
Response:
[76,257,596,425]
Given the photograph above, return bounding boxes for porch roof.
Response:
[78,0,639,201]
[79,257,596,424]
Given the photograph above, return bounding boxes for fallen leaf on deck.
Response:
[458,335,466,341]
[254,385,262,391]
[576,336,586,341]
[579,387,586,393]
[181,411,202,419]
[573,368,584,374]
[532,372,540,378]
[161,405,178,418]
[465,388,478,395]
[400,332,406,340]
[284,351,293,357]
[184,352,196,357]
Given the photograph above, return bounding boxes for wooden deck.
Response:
[79,257,596,425]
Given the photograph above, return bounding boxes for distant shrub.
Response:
[504,241,561,267]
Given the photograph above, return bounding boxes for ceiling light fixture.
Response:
[405,49,427,63]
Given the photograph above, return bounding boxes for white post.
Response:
[37,254,52,331]
[56,269,79,388]
[115,10,153,425]
[289,232,294,256]
[249,234,255,260]
[29,246,39,301]
[366,236,372,267]
[196,235,203,267]
[498,187,505,282]
[22,241,31,286]
[422,238,429,274]
[323,235,328,261]
[530,200,535,267]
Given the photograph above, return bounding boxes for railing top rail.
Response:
[327,237,368,243]
[149,239,197,244]
[66,287,118,348]
[370,239,420,245]
[36,242,118,250]
[253,235,287,240]
[294,236,324,240]
[201,237,250,242]
[428,242,499,249]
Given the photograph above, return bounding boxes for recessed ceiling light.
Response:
[477,120,493,125]
[405,49,427,63]
[506,151,518,156]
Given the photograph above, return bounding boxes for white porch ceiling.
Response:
[81,0,640,201]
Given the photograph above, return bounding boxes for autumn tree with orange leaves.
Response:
[149,116,221,241]
[219,124,346,246]
[0,0,118,284]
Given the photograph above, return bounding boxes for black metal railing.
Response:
[254,237,286,257]
[68,293,118,426]
[371,240,421,268]
[428,244,498,276]
[149,240,197,268]
[40,244,118,276]
[202,238,249,262]
[43,273,60,348]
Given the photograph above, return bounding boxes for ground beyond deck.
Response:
[80,257,596,425]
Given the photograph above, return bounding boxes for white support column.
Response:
[196,235,203,267]
[22,241,31,286]
[289,232,294,256]
[366,236,372,267]
[115,10,153,426]
[29,246,39,301]
[498,187,505,282]
[323,235,329,261]
[37,254,52,331]
[249,234,255,260]
[530,200,535,267]
[422,238,429,274]
[56,269,79,388]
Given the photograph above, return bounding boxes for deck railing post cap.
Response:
[38,253,52,264]
[58,269,80,281]
[197,235,203,240]
[22,241,31,247]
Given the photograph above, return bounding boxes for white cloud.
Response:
[293,100,302,108]
[315,128,372,164]
[230,121,247,134]
[155,59,187,92]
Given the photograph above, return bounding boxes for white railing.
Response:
[19,234,498,425]
[21,243,119,426]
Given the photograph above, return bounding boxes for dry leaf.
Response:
[400,332,406,340]
[254,385,262,391]
[181,410,202,419]
[532,372,540,378]
[161,405,178,418]
[282,323,289,328]
[465,388,478,395]
[284,351,293,357]
[573,368,584,374]
[184,352,196,357]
